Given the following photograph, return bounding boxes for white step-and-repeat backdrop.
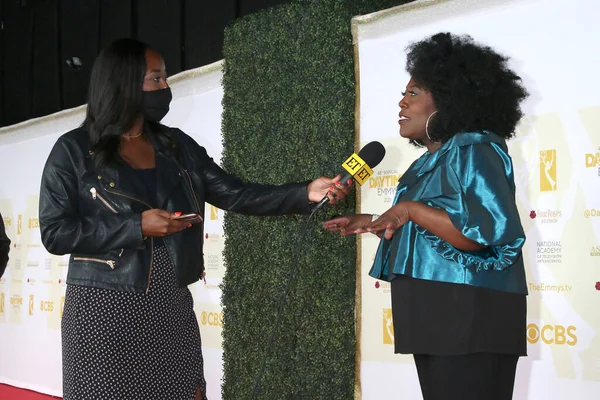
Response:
[0,62,227,400]
[354,0,600,399]
[2,0,599,398]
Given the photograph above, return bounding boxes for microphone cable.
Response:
[249,205,321,400]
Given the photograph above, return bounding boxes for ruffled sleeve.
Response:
[417,141,525,273]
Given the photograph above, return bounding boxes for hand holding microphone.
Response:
[307,174,353,205]
[311,141,386,211]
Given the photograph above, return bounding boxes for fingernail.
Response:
[188,223,192,228]
[174,212,182,216]
[347,179,352,185]
[335,182,341,187]
[329,186,334,190]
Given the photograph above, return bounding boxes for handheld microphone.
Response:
[314,141,386,211]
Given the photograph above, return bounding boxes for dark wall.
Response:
[0,0,291,127]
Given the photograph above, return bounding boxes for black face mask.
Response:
[141,87,172,122]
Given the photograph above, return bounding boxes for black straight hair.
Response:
[82,38,176,170]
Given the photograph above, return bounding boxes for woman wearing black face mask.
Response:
[38,38,350,400]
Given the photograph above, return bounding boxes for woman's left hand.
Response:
[323,214,372,236]
[307,174,352,205]
[366,202,412,240]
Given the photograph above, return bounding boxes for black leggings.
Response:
[413,353,519,400]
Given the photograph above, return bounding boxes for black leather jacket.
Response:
[39,125,311,293]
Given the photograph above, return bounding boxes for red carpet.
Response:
[0,384,61,399]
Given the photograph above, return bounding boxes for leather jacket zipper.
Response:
[182,169,203,285]
[183,169,202,214]
[90,187,118,213]
[104,188,153,209]
[73,257,116,270]
[147,238,154,294]
[103,187,154,293]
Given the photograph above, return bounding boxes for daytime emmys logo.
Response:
[368,169,401,204]
[584,146,600,176]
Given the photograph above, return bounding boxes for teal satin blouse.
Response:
[369,131,528,294]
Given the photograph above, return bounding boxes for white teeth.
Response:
[399,116,409,121]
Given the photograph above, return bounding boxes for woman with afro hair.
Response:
[325,32,529,399]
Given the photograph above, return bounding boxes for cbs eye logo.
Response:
[527,323,577,346]
[201,311,223,327]
[40,300,54,312]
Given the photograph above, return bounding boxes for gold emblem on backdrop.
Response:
[540,149,557,192]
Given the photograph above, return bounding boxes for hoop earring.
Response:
[425,111,438,143]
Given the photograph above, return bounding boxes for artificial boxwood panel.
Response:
[220,1,413,399]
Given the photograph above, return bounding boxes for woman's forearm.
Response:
[405,201,486,252]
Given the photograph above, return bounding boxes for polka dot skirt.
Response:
[61,245,207,400]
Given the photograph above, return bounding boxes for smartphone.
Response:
[174,213,203,224]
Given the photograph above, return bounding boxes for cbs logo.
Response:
[40,301,54,312]
[526,323,577,346]
[201,311,223,327]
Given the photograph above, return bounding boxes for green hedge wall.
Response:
[220,1,412,399]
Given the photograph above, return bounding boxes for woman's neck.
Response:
[123,118,144,140]
[425,141,441,154]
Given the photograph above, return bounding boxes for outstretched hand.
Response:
[307,174,352,205]
[366,203,411,240]
[323,214,373,236]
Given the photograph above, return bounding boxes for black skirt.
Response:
[61,245,207,400]
[391,274,527,356]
